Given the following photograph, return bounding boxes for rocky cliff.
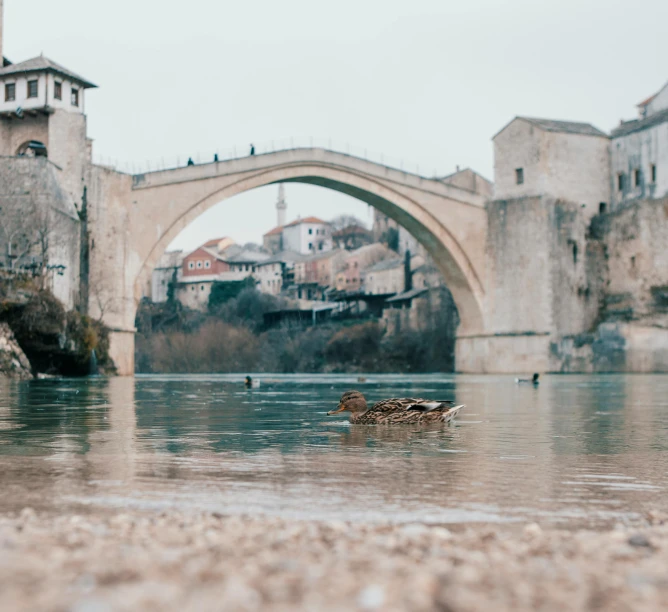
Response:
[0,275,115,377]
[0,323,32,380]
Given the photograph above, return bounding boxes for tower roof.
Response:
[0,55,97,88]
[285,216,328,227]
[493,116,608,140]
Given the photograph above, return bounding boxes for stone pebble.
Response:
[0,508,667,611]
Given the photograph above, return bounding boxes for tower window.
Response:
[71,88,79,106]
[634,168,642,187]
[188,261,194,269]
[651,164,657,184]
[515,168,524,185]
[54,81,62,100]
[308,228,313,235]
[27,80,38,98]
[617,173,624,192]
[204,260,211,268]
[5,83,16,101]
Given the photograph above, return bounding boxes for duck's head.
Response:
[328,391,368,416]
[532,373,539,383]
[245,376,252,386]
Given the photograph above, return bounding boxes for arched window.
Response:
[16,140,48,158]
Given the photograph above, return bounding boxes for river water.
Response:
[1,374,667,528]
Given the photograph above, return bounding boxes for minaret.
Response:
[0,0,4,64]
[276,183,287,227]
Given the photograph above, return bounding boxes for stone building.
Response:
[151,250,183,303]
[610,80,668,209]
[254,251,302,296]
[363,258,404,296]
[254,259,284,296]
[0,47,97,310]
[293,249,345,300]
[493,117,610,218]
[262,225,283,254]
[334,243,393,293]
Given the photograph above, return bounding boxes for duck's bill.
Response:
[327,404,345,415]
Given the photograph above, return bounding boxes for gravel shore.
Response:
[1,509,668,611]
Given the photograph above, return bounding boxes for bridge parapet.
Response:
[130,148,486,209]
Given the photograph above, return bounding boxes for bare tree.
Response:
[0,196,71,288]
[88,273,121,321]
[329,214,368,231]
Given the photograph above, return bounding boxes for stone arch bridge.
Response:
[89,148,496,374]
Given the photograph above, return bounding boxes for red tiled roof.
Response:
[285,216,328,227]
[202,237,228,247]
[637,93,657,108]
[263,225,284,236]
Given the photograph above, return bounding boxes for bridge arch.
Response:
[131,160,486,336]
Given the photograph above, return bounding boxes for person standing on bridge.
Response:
[249,144,255,156]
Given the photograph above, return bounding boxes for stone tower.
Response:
[0,0,4,64]
[276,183,287,227]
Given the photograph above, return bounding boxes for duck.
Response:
[244,376,260,389]
[516,373,539,386]
[327,390,464,425]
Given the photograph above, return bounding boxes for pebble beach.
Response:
[2,509,668,612]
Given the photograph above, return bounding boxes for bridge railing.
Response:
[92,137,442,178]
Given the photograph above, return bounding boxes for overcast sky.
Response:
[4,0,668,251]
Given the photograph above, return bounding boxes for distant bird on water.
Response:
[516,373,540,386]
[245,376,260,389]
[328,391,464,425]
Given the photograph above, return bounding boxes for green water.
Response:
[1,374,667,527]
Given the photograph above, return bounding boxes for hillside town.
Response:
[149,181,467,334]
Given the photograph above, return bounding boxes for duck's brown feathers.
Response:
[351,397,463,425]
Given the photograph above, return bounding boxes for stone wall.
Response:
[459,195,608,373]
[485,195,603,337]
[0,157,80,308]
[550,196,668,372]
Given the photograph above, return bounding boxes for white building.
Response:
[493,117,610,217]
[282,216,332,255]
[610,80,668,209]
[254,260,284,295]
[0,56,94,118]
[254,251,302,296]
[363,258,404,295]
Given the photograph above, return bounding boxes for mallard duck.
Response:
[327,391,464,425]
[516,373,539,386]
